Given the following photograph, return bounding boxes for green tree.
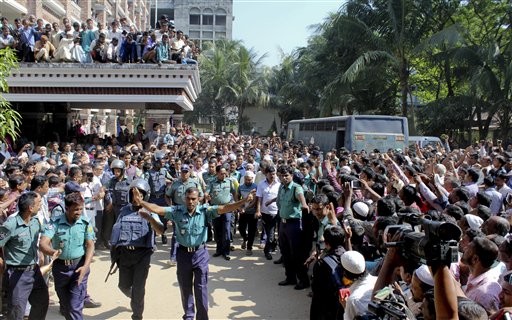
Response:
[0,47,22,144]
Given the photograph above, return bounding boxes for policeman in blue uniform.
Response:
[131,186,255,320]
[205,165,237,260]
[0,192,50,320]
[165,164,203,265]
[110,179,164,320]
[147,152,173,244]
[104,159,131,247]
[40,192,95,320]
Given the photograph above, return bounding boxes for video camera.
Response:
[384,213,462,266]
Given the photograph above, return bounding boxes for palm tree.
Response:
[0,47,22,144]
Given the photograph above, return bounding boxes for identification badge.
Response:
[180,229,186,235]
[59,241,64,249]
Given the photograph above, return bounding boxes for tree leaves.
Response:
[0,47,22,144]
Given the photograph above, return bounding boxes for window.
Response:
[202,8,213,25]
[215,8,227,26]
[189,7,200,25]
[215,32,226,39]
[202,31,213,39]
[189,30,200,39]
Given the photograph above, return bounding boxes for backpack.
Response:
[322,255,344,293]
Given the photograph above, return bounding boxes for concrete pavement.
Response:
[45,237,310,320]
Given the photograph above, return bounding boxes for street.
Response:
[46,235,310,320]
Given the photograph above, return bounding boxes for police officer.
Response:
[104,159,131,248]
[147,151,173,244]
[276,165,310,290]
[165,164,203,266]
[40,192,95,320]
[131,186,255,320]
[0,192,50,320]
[110,179,164,320]
[205,165,236,260]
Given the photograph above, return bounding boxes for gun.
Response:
[105,246,119,282]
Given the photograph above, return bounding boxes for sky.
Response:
[232,0,344,66]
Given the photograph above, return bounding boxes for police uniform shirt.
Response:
[0,215,42,266]
[277,182,304,219]
[43,214,95,260]
[202,172,217,187]
[166,178,204,205]
[164,204,219,247]
[206,179,235,205]
[148,168,170,197]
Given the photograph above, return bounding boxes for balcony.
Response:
[4,63,201,112]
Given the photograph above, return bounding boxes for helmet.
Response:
[111,159,126,170]
[153,151,166,162]
[128,178,151,203]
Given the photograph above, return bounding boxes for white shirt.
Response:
[498,184,512,198]
[344,275,378,320]
[484,187,503,215]
[91,176,104,211]
[256,178,280,215]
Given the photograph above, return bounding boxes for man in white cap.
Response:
[411,265,434,303]
[339,251,377,320]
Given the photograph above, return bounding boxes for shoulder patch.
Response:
[87,226,93,233]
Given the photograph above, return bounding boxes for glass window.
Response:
[215,32,226,39]
[215,15,226,26]
[202,31,213,39]
[202,14,213,25]
[190,14,200,25]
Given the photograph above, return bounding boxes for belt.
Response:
[123,246,147,251]
[55,256,83,266]
[7,264,36,271]
[152,194,164,199]
[281,218,300,224]
[85,207,95,210]
[179,243,205,253]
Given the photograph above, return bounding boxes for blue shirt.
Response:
[43,214,95,260]
[0,215,42,266]
[164,204,219,247]
[19,26,35,49]
[166,178,203,205]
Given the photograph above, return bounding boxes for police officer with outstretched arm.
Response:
[110,179,164,320]
[40,192,95,320]
[131,186,255,320]
[0,192,50,320]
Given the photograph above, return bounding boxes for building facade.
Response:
[151,0,233,48]
[0,0,151,31]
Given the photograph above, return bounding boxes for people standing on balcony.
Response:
[80,19,96,63]
[34,35,55,63]
[108,20,123,44]
[48,22,61,48]
[71,22,80,39]
[19,18,35,62]
[120,33,138,64]
[139,31,157,63]
[0,27,15,50]
[156,34,174,65]
[53,31,74,62]
[171,30,185,63]
[94,22,107,40]
[107,37,121,63]
[33,18,45,42]
[90,33,108,63]
[155,22,169,43]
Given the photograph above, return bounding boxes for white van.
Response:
[409,136,442,148]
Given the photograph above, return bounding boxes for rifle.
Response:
[105,246,119,282]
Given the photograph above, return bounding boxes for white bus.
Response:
[287,115,409,152]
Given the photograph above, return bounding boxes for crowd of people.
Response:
[0,14,199,65]
[2,122,512,320]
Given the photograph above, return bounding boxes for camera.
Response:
[351,180,362,189]
[385,213,462,266]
